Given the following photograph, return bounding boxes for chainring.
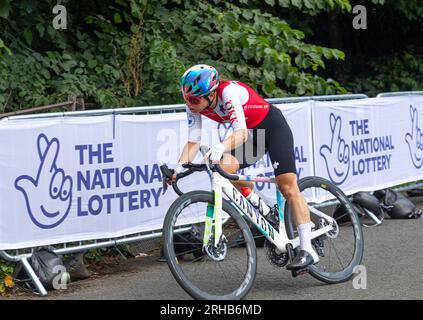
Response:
[264,239,289,268]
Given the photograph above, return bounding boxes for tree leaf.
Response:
[114,13,122,24]
[23,29,33,46]
[0,0,10,18]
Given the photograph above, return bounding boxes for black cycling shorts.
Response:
[230,104,297,176]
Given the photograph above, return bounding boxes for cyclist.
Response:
[170,64,318,270]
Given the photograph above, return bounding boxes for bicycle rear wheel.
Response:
[163,191,257,300]
[285,176,364,284]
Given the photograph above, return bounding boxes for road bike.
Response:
[160,147,364,300]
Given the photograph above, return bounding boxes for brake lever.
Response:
[159,164,175,195]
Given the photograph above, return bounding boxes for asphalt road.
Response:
[7,197,423,300]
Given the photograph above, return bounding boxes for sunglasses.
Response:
[185,95,203,105]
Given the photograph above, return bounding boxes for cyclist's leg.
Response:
[276,173,309,225]
[261,105,319,268]
[225,128,265,192]
[220,153,253,191]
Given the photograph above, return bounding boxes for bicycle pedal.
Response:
[291,267,309,277]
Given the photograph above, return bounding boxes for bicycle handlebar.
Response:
[213,164,239,181]
[199,145,239,181]
[160,161,239,196]
[160,145,241,196]
[160,163,209,196]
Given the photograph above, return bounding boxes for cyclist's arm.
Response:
[178,107,202,163]
[220,85,249,151]
[220,129,248,151]
[168,110,202,182]
[178,141,200,163]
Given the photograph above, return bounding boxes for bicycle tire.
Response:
[163,191,257,300]
[284,176,364,284]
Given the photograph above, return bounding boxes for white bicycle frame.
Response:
[208,170,336,253]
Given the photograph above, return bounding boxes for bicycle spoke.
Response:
[164,192,256,299]
[288,177,363,283]
[328,240,346,270]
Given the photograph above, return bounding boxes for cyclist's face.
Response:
[184,92,216,113]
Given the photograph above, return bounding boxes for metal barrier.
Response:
[267,93,368,104]
[2,94,368,121]
[0,97,86,120]
[12,91,423,297]
[377,91,423,98]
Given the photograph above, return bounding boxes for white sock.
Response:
[297,222,319,263]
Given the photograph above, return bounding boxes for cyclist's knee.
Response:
[276,173,300,201]
[220,154,239,174]
[281,186,301,202]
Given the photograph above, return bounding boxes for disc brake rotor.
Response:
[203,235,228,262]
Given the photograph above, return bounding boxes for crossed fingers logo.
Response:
[405,105,423,169]
[320,113,351,185]
[15,134,73,229]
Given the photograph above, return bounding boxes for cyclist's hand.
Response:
[166,163,184,185]
[204,143,225,163]
[165,175,176,185]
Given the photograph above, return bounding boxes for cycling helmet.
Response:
[180,64,219,97]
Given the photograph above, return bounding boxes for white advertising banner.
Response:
[1,95,422,249]
[312,95,423,196]
[1,116,115,249]
[0,113,212,250]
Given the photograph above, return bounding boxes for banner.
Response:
[312,95,423,196]
[1,95,422,249]
[0,113,212,249]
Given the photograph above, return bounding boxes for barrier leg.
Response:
[20,257,48,296]
[362,208,382,226]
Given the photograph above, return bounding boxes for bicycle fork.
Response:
[202,173,227,261]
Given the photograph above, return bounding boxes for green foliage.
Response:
[347,46,423,97]
[0,259,15,294]
[389,0,423,21]
[0,0,11,19]
[0,0,421,111]
[337,0,423,96]
[84,245,133,263]
[359,0,423,20]
[0,0,349,112]
[272,0,352,15]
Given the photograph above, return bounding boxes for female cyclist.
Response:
[172,64,318,270]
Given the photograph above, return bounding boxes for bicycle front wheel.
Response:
[285,176,364,284]
[163,191,257,300]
